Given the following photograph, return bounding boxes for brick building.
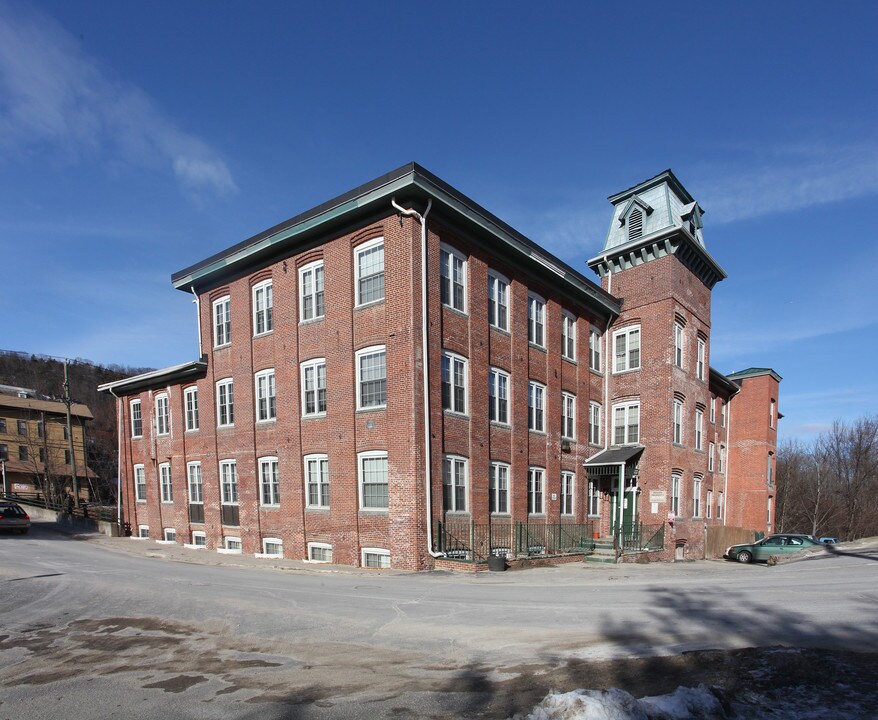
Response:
[99,164,779,568]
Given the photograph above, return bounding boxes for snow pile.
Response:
[524,685,727,720]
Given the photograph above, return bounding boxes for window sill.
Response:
[183,543,206,550]
[256,419,277,426]
[302,412,327,420]
[588,367,603,376]
[255,552,283,559]
[130,536,150,541]
[217,424,235,430]
[185,428,199,433]
[299,316,325,326]
[356,406,386,413]
[612,368,641,376]
[217,548,242,555]
[490,512,511,518]
[155,540,176,545]
[489,325,511,336]
[260,504,280,510]
[136,499,147,504]
[305,506,330,512]
[490,421,511,430]
[442,304,469,318]
[528,429,547,435]
[354,298,385,311]
[443,410,470,419]
[214,343,231,351]
[253,331,274,339]
[161,501,174,505]
[562,356,577,365]
[528,342,547,353]
[359,508,389,514]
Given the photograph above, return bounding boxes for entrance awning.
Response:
[584,445,644,479]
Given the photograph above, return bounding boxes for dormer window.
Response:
[628,207,643,241]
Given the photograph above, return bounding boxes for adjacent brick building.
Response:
[99,164,779,568]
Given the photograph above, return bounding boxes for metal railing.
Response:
[436,519,596,562]
[620,522,665,552]
[1,491,117,523]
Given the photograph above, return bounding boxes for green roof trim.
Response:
[725,367,783,383]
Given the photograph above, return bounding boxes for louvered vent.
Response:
[628,208,643,241]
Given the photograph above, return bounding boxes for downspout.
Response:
[601,255,624,549]
[190,286,203,358]
[390,197,443,559]
[108,387,123,530]
[723,400,731,527]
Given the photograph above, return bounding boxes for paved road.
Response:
[2,522,877,719]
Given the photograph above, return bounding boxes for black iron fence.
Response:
[620,522,665,552]
[1,491,117,523]
[436,519,596,562]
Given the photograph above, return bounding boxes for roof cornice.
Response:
[98,360,208,396]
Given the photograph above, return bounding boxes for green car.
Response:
[724,534,822,563]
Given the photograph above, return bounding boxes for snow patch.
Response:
[524,685,726,720]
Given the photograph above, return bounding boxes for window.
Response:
[134,464,146,502]
[561,392,576,439]
[355,238,384,306]
[768,496,774,527]
[588,480,601,517]
[308,543,333,563]
[613,326,641,372]
[305,454,329,508]
[0,444,7,461]
[220,460,238,505]
[488,271,509,331]
[359,451,388,509]
[770,399,776,429]
[717,492,723,519]
[718,445,725,473]
[767,453,774,485]
[561,472,575,515]
[673,399,683,444]
[17,419,27,435]
[528,381,545,432]
[37,420,43,438]
[138,525,150,539]
[357,346,386,409]
[440,245,467,312]
[613,402,640,445]
[163,529,177,543]
[39,447,45,463]
[721,401,726,427]
[706,490,713,519]
[159,463,173,503]
[213,295,231,347]
[362,548,390,569]
[441,352,467,414]
[589,402,602,445]
[489,462,509,514]
[710,397,716,424]
[697,339,706,381]
[442,456,468,512]
[0,418,5,433]
[671,473,681,516]
[155,393,169,436]
[562,313,576,361]
[187,462,203,504]
[528,468,545,515]
[259,457,280,506]
[64,449,71,464]
[131,400,142,438]
[528,293,545,348]
[223,537,242,553]
[627,206,644,241]
[301,359,327,416]
[63,425,69,440]
[589,329,602,372]
[693,476,702,517]
[300,260,325,322]
[674,323,684,368]
[18,445,28,461]
[184,387,199,431]
[191,531,207,547]
[216,379,234,427]
[695,409,704,451]
[252,279,273,335]
[255,369,276,422]
[708,442,715,472]
[261,538,283,557]
[488,368,509,425]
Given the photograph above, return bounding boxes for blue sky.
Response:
[1,1,876,441]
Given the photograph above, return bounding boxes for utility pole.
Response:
[63,359,79,508]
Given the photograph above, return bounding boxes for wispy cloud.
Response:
[0,3,237,197]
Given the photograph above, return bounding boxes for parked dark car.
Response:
[724,533,821,563]
[0,501,30,534]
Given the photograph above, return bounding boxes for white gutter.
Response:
[390,197,443,559]
[191,286,202,357]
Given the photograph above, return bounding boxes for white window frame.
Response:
[693,476,702,518]
[528,381,546,433]
[528,467,545,515]
[671,473,681,516]
[489,462,509,515]
[562,312,577,361]
[770,399,776,429]
[356,345,387,410]
[613,326,641,373]
[528,293,546,348]
[258,537,284,559]
[130,399,142,438]
[587,479,601,517]
[706,490,713,519]
[354,237,384,307]
[440,244,467,313]
[589,402,602,446]
[252,279,273,336]
[307,542,333,563]
[213,295,231,348]
[695,409,704,451]
[561,471,575,516]
[697,338,706,381]
[304,453,330,509]
[219,536,242,554]
[216,378,234,427]
[299,260,325,322]
[441,351,468,415]
[155,393,170,436]
[673,400,683,445]
[220,460,238,505]
[613,401,640,445]
[718,445,725,473]
[362,547,390,569]
[184,386,199,431]
[358,450,388,510]
[159,462,173,503]
[442,455,468,513]
[710,397,716,424]
[717,491,723,519]
[721,401,726,427]
[561,392,576,440]
[137,525,150,539]
[589,328,602,372]
[488,368,509,425]
[300,358,327,417]
[488,271,509,332]
[255,369,276,423]
[162,528,177,543]
[187,461,203,504]
[708,442,715,472]
[134,464,146,502]
[767,453,774,485]
[674,322,684,368]
[259,456,280,507]
[186,530,207,549]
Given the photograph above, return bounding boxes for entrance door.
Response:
[623,484,639,536]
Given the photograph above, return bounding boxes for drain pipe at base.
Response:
[390,197,443,559]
